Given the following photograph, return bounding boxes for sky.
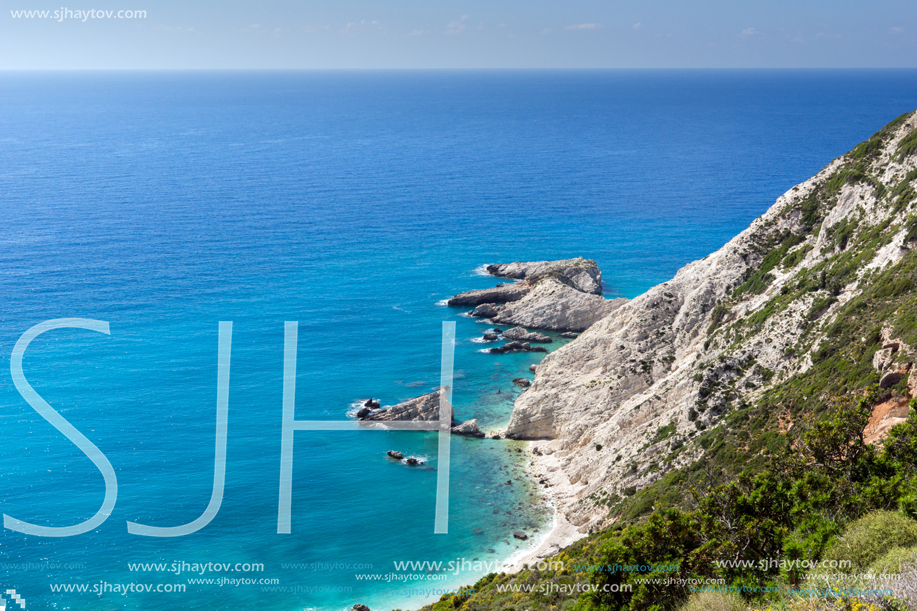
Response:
[0,0,915,69]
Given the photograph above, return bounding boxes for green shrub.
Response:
[833,217,856,250]
[708,303,730,333]
[807,296,837,321]
[868,545,917,576]
[677,591,744,611]
[782,244,812,268]
[823,510,917,571]
[898,127,917,160]
[652,421,677,444]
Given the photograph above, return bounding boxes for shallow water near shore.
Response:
[1,70,917,610]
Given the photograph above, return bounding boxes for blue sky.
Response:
[1,0,915,69]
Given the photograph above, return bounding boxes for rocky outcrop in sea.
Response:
[488,341,547,355]
[357,391,484,437]
[449,257,627,332]
[360,392,445,422]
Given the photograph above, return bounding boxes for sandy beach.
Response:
[499,438,591,573]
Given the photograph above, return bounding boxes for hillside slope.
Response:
[414,109,917,611]
[507,109,917,531]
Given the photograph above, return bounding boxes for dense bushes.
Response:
[678,591,744,611]
[822,511,917,571]
[868,546,917,576]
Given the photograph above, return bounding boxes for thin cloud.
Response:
[446,15,468,35]
[341,20,383,36]
[890,26,905,34]
[237,24,282,37]
[741,27,759,37]
[565,23,602,31]
[632,22,642,30]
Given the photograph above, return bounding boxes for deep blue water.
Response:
[0,70,915,611]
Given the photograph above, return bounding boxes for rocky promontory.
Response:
[486,259,603,294]
[357,391,484,437]
[360,392,445,422]
[448,257,626,332]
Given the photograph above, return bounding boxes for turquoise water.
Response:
[1,70,916,610]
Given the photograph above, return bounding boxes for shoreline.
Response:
[501,440,589,573]
[401,441,584,611]
[400,440,566,611]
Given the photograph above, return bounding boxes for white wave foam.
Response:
[473,264,493,277]
[470,336,497,344]
[403,455,431,465]
[435,298,450,306]
[346,399,379,419]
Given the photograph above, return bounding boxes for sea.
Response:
[0,69,915,611]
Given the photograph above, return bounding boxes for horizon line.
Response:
[1,66,916,72]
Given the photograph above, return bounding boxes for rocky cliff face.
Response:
[508,110,917,531]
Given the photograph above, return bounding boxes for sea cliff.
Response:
[509,109,917,532]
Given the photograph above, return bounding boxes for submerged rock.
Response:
[513,531,528,540]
